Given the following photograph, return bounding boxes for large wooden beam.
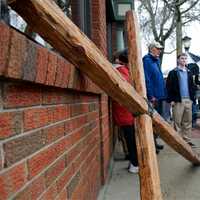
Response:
[126,11,162,200]
[7,0,15,4]
[7,0,16,7]
[10,0,200,165]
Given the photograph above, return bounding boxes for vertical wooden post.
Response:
[126,11,162,200]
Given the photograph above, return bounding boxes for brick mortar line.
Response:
[0,110,99,144]
[42,141,99,200]
[0,117,100,175]
[0,100,100,112]
[9,125,99,200]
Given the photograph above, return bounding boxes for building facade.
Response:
[0,0,134,199]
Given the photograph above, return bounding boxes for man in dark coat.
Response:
[166,53,196,147]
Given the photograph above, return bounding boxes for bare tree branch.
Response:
[137,0,200,63]
[181,0,200,15]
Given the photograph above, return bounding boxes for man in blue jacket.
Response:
[143,41,167,153]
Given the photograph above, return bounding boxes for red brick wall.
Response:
[99,94,113,184]
[90,0,114,184]
[0,82,102,199]
[0,14,113,200]
[91,0,107,56]
[112,22,118,55]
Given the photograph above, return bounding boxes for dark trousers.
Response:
[121,125,138,166]
[154,100,165,145]
[192,102,197,127]
[154,100,164,116]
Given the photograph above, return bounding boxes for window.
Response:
[56,0,91,37]
[117,3,132,17]
[78,0,91,37]
[65,0,91,38]
[8,0,91,47]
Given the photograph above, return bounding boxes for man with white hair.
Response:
[143,41,167,153]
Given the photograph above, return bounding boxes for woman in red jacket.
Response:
[112,49,138,173]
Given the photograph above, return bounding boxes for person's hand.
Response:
[171,101,175,106]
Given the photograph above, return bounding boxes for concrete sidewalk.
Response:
[98,122,200,200]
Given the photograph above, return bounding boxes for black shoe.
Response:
[156,143,164,150]
[187,142,196,148]
[156,149,160,154]
[124,154,130,160]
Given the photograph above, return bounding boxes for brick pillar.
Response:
[111,22,118,55]
[91,0,107,56]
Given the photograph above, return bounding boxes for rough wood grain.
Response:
[8,0,16,5]
[9,0,200,165]
[126,11,162,200]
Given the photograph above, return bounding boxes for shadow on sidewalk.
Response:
[98,120,200,200]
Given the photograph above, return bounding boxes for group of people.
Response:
[112,41,198,174]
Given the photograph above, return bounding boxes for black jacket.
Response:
[166,67,196,103]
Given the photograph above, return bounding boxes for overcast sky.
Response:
[135,1,200,75]
[140,21,200,76]
[162,21,200,74]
